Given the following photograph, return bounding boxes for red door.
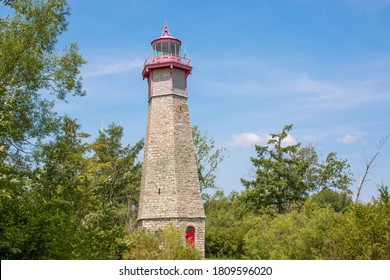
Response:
[185,226,195,247]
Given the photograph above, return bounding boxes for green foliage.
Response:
[75,204,127,260]
[204,190,389,260]
[0,0,86,154]
[315,152,353,193]
[0,117,143,259]
[241,124,353,214]
[86,123,143,230]
[311,189,352,212]
[376,183,390,204]
[192,125,226,195]
[241,198,390,260]
[325,199,390,259]
[242,202,341,259]
[204,190,246,259]
[0,0,87,259]
[122,225,202,260]
[241,125,310,213]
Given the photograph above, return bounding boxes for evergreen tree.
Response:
[241,125,353,214]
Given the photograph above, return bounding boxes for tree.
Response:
[29,117,90,259]
[0,0,85,155]
[204,190,246,259]
[376,183,389,204]
[242,196,390,260]
[0,117,89,259]
[241,125,353,214]
[0,0,86,259]
[315,152,353,193]
[0,120,144,259]
[326,200,390,259]
[192,125,226,194]
[241,125,310,213]
[86,123,143,231]
[311,188,352,212]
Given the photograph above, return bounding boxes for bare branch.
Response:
[356,136,388,202]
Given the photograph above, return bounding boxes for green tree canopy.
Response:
[241,125,353,214]
[0,0,85,155]
[86,124,143,230]
[0,0,86,259]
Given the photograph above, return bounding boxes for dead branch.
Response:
[355,136,388,202]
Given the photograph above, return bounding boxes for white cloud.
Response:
[339,134,367,144]
[230,132,298,148]
[281,134,299,147]
[230,132,267,147]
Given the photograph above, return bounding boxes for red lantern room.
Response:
[142,25,192,79]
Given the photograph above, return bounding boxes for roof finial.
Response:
[161,23,171,37]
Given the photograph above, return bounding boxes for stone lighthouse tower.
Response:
[137,25,205,256]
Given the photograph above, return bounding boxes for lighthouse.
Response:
[137,25,205,256]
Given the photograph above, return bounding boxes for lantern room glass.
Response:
[153,41,181,57]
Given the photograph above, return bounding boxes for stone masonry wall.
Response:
[138,94,205,219]
[138,66,205,257]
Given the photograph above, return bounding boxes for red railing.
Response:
[144,55,191,67]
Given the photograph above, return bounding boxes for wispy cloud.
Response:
[288,72,390,110]
[291,74,343,100]
[83,58,143,77]
[339,134,368,144]
[197,53,390,113]
[344,0,390,13]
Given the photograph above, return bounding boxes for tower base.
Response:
[138,218,205,258]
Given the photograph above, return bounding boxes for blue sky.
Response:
[45,0,390,202]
